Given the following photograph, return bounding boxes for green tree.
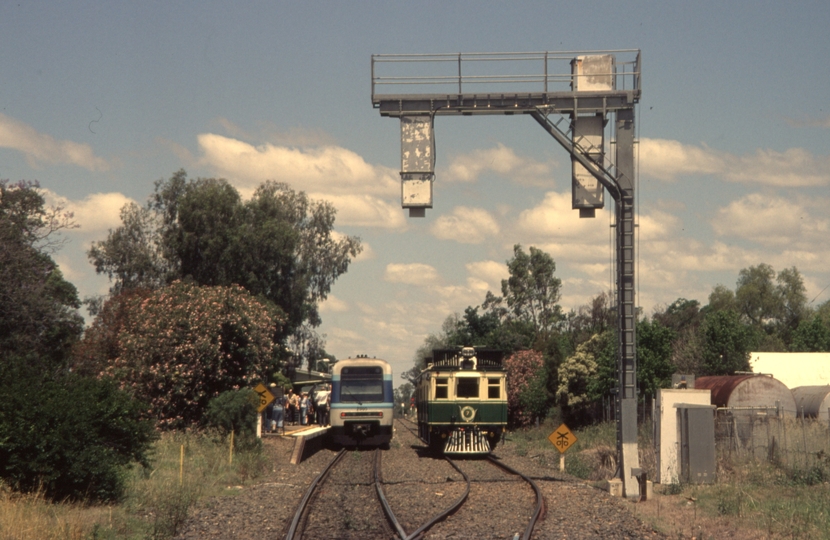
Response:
[85,281,284,429]
[699,310,753,375]
[790,316,830,352]
[0,181,83,372]
[732,264,808,350]
[637,318,676,399]
[0,360,156,502]
[706,284,737,314]
[86,202,171,293]
[487,245,563,339]
[736,263,779,327]
[88,171,362,360]
[584,330,617,404]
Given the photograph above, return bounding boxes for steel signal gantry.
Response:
[371,50,643,499]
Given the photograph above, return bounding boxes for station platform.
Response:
[261,424,331,464]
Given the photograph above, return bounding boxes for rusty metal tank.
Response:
[791,385,830,421]
[694,374,797,417]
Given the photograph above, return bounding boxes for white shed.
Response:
[749,352,830,389]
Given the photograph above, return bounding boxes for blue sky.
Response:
[2,1,829,379]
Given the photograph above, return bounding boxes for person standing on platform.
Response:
[287,389,298,426]
[271,383,284,432]
[299,392,309,426]
[315,384,331,426]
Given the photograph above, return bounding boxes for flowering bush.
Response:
[102,281,284,429]
[556,341,599,408]
[504,349,548,427]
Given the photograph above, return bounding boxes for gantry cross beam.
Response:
[371,50,642,498]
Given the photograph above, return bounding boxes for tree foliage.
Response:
[636,318,676,399]
[0,181,83,371]
[88,171,362,359]
[79,281,284,429]
[485,244,563,340]
[504,349,547,427]
[557,336,600,409]
[205,388,261,448]
[0,359,156,502]
[790,315,830,352]
[699,310,753,375]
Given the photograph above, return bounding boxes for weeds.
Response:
[0,430,268,540]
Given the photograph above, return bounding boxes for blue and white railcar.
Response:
[330,355,394,448]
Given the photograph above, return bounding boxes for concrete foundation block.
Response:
[608,478,623,497]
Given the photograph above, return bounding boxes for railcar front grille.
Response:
[444,427,491,454]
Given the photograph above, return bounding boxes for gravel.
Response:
[175,421,667,539]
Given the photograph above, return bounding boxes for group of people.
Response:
[264,383,331,433]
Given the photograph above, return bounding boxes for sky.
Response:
[2,1,829,381]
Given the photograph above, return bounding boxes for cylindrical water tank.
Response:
[791,386,830,422]
[694,374,797,417]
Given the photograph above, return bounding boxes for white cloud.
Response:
[712,193,830,247]
[515,191,611,246]
[384,263,440,286]
[197,133,399,197]
[0,113,111,171]
[430,206,500,244]
[309,193,407,229]
[43,190,134,235]
[443,143,555,186]
[319,294,348,313]
[640,138,830,187]
[465,260,507,292]
[639,138,723,181]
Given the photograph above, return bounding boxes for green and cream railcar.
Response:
[415,347,507,455]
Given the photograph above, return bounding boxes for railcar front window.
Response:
[488,377,501,399]
[435,378,448,399]
[456,377,479,398]
[340,367,384,403]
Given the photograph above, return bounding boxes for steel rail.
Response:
[405,457,470,540]
[389,419,472,540]
[396,418,544,539]
[486,455,545,540]
[285,448,346,540]
[374,449,409,540]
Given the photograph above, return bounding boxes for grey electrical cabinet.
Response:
[676,404,716,484]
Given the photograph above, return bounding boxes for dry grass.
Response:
[504,417,830,539]
[0,431,269,540]
[0,485,119,540]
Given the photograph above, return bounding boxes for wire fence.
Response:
[714,407,830,470]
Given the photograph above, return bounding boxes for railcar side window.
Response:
[435,377,448,399]
[456,377,479,398]
[488,378,501,399]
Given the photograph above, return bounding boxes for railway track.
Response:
[393,418,545,540]
[285,419,544,539]
[284,436,470,540]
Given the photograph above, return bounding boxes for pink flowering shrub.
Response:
[504,349,548,427]
[101,281,284,429]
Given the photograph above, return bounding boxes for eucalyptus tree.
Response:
[88,170,362,351]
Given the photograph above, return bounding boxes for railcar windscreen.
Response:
[488,378,501,399]
[456,377,479,398]
[435,377,448,398]
[340,367,384,403]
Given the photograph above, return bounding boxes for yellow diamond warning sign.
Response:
[254,383,275,413]
[548,423,577,454]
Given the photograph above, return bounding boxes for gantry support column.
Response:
[614,107,640,499]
